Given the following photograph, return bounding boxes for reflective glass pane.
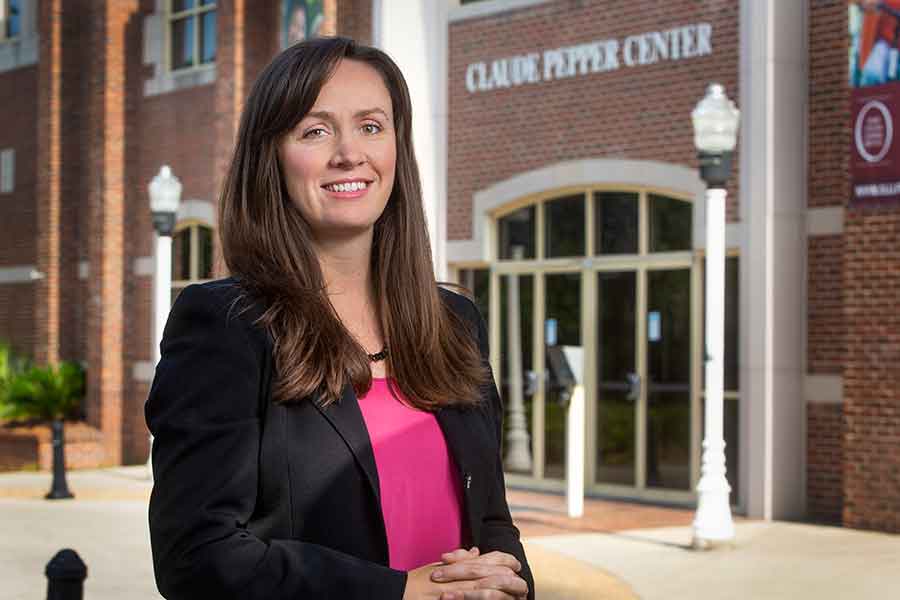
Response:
[200,10,216,63]
[498,206,535,260]
[544,194,585,258]
[7,0,20,38]
[459,269,490,329]
[596,271,636,486]
[200,0,216,5]
[172,229,190,281]
[646,269,691,490]
[198,226,214,279]
[702,256,740,391]
[594,192,638,255]
[544,273,581,480]
[649,194,692,252]
[170,16,195,70]
[499,274,534,475]
[172,0,196,12]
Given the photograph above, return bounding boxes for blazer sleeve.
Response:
[145,284,407,600]
[468,298,536,600]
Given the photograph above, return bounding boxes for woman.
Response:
[146,37,534,600]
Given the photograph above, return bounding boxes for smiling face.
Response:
[277,59,397,245]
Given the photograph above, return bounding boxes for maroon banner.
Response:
[850,85,900,206]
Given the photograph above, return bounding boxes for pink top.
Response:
[357,378,464,571]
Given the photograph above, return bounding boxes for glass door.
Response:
[646,268,692,491]
[595,271,637,486]
[594,267,693,492]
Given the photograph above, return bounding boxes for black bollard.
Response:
[46,420,74,500]
[45,549,87,600]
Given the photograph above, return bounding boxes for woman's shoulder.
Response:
[437,284,481,324]
[170,276,270,347]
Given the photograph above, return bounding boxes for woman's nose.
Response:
[329,135,366,168]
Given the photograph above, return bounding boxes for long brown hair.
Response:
[219,37,486,409]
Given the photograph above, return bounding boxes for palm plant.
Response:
[0,362,84,422]
[0,359,85,499]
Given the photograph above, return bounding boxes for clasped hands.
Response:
[403,547,529,600]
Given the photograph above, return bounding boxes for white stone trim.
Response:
[143,0,216,97]
[132,360,155,383]
[806,206,844,237]
[449,0,550,23]
[805,374,843,405]
[447,158,706,263]
[133,256,155,277]
[177,199,216,225]
[78,261,89,280]
[0,0,38,73]
[0,265,42,283]
[739,0,808,521]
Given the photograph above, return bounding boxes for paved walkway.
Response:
[1,467,897,599]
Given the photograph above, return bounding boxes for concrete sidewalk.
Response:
[0,467,636,600]
[1,467,897,599]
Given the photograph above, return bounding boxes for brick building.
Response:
[0,0,897,534]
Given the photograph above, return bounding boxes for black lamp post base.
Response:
[46,420,74,500]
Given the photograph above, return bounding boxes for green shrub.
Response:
[0,362,85,422]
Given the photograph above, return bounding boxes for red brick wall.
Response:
[808,236,845,374]
[448,0,740,241]
[808,0,849,209]
[0,65,38,267]
[337,0,373,45]
[843,208,900,533]
[0,62,38,356]
[807,403,844,523]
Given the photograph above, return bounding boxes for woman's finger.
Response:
[465,551,522,572]
[470,573,529,597]
[441,547,479,564]
[431,562,517,583]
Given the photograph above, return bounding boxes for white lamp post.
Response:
[691,83,739,548]
[147,165,182,477]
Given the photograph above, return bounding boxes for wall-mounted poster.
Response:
[849,0,900,206]
[282,0,324,49]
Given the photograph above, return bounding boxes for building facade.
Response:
[0,0,897,533]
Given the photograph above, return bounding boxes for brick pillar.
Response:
[336,0,373,44]
[212,0,246,277]
[842,208,900,534]
[84,0,139,466]
[321,0,337,36]
[35,0,64,365]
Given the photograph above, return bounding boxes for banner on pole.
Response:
[849,1,900,206]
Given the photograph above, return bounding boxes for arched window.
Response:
[171,221,214,306]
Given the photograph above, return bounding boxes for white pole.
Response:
[692,186,735,547]
[153,233,172,365]
[504,246,532,472]
[566,383,585,518]
[147,232,172,477]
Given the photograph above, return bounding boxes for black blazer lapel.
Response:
[313,384,383,508]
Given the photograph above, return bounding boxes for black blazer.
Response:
[145,278,534,600]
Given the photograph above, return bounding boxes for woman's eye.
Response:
[362,122,382,135]
[302,127,327,139]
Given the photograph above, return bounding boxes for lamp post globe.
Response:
[149,165,182,236]
[147,165,182,478]
[691,83,738,549]
[692,83,740,188]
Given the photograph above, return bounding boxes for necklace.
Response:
[367,345,389,363]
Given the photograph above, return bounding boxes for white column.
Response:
[153,233,172,365]
[503,249,532,473]
[739,0,807,520]
[148,232,172,476]
[693,187,735,545]
[373,0,449,279]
